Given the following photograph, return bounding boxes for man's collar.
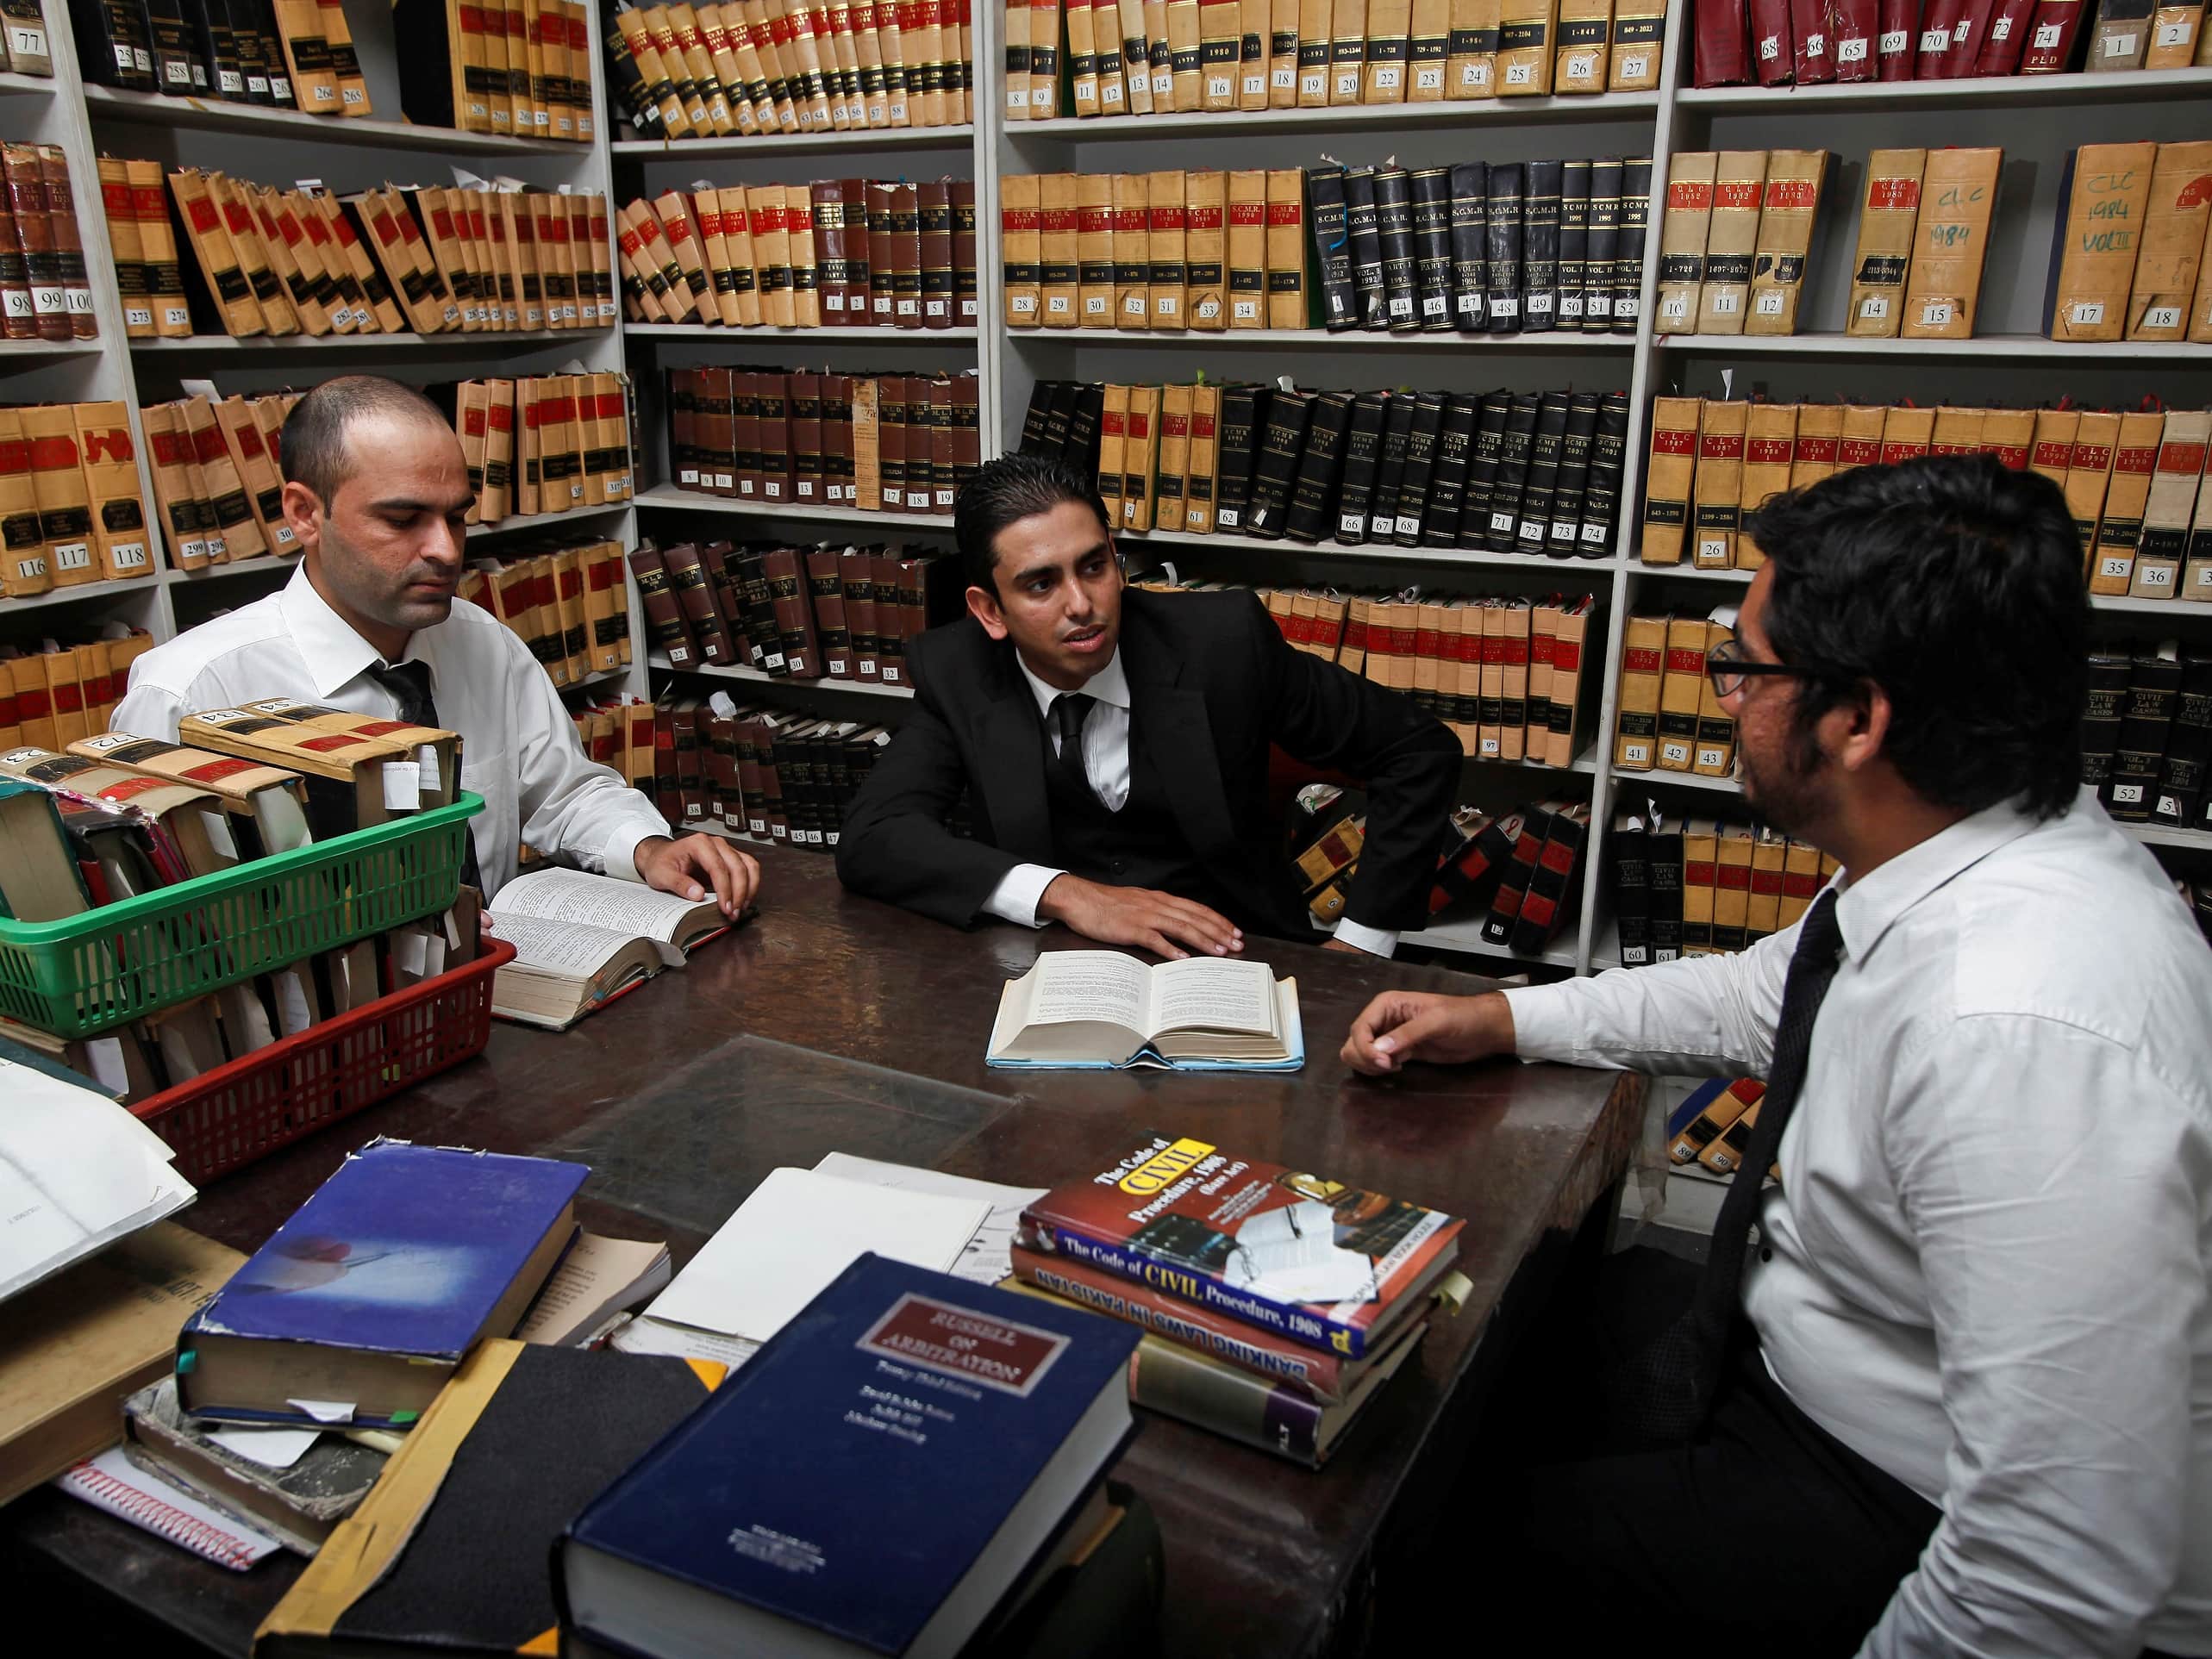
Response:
[1832,795,2041,963]
[277,564,428,696]
[1013,646,1131,720]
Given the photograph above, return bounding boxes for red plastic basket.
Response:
[132,937,516,1188]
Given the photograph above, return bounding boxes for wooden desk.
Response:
[0,848,1642,1657]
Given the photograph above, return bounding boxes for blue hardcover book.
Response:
[177,1138,588,1428]
[558,1253,1142,1659]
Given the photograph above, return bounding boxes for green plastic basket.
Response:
[0,792,484,1040]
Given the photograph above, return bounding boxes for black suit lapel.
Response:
[969,645,1055,863]
[1122,598,1238,863]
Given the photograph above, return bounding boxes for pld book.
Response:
[1018,1131,1465,1359]
[986,950,1303,1070]
[484,866,734,1030]
[558,1254,1142,1659]
[256,1342,723,1659]
[177,1139,587,1427]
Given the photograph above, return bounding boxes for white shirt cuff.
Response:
[606,824,660,884]
[1498,982,1581,1063]
[1330,918,1398,957]
[984,864,1065,928]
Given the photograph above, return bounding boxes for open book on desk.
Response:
[487,868,737,1031]
[986,951,1304,1071]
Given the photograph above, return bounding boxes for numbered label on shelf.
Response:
[1340,513,1365,537]
[1155,295,1179,318]
[2145,304,2183,331]
[1565,49,1599,78]
[1859,295,1890,321]
[1416,65,1443,88]
[1918,299,1953,327]
[1754,290,1784,315]
[1011,295,1036,314]
[1197,297,1221,320]
[1620,51,1649,74]
[2033,19,2063,43]
[1696,745,1728,771]
[1084,296,1108,315]
[1242,72,1266,95]
[1503,59,1534,82]
[1334,68,1361,96]
[1528,291,1553,315]
[1007,88,1027,112]
[1124,296,1147,317]
[1234,299,1259,319]
[2157,18,2191,43]
[1460,61,1490,87]
[1209,74,1234,97]
[1837,35,1867,59]
[1698,536,1730,564]
[2068,300,2105,326]
[1661,741,1691,767]
[2111,781,2145,805]
[1045,295,1070,315]
[1300,70,1326,94]
[2102,28,2139,53]
[1620,740,1652,767]
[1272,65,1296,86]
[53,540,91,572]
[8,24,44,55]
[1710,290,1738,315]
[1661,292,1690,321]
[2136,564,2175,591]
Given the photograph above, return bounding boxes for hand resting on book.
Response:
[634,832,760,920]
[1037,874,1243,960]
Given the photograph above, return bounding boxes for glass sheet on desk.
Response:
[540,1035,1022,1238]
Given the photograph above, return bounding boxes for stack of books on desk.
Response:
[1012,1132,1465,1466]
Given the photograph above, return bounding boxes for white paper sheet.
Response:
[811,1153,1047,1288]
[490,867,714,943]
[642,1168,990,1344]
[284,1399,355,1424]
[205,1425,322,1469]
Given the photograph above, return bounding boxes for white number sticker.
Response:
[1503,59,1534,82]
[1754,290,1784,315]
[1416,65,1443,86]
[1859,295,1890,320]
[1208,74,1234,95]
[1837,35,1866,59]
[1918,299,1953,327]
[2145,304,2183,330]
[1234,298,1259,318]
[1620,50,1649,73]
[1661,291,1690,320]
[1710,289,1739,315]
[2069,300,2106,326]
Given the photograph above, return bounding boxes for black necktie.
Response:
[1050,692,1097,804]
[366,658,484,894]
[1615,887,1846,1446]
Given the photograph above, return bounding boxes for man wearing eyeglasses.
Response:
[1343,456,2212,1656]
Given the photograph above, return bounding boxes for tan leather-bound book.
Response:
[209,172,298,335]
[1878,403,1932,467]
[141,403,211,570]
[1640,396,1698,563]
[1653,150,1715,334]
[1122,382,1161,529]
[1447,0,1498,92]
[1653,613,1703,773]
[1184,169,1227,329]
[1296,0,1331,100]
[1264,168,1304,327]
[749,184,798,326]
[251,184,334,334]
[695,2,759,130]
[128,160,192,339]
[1198,0,1240,102]
[2046,141,2155,342]
[2062,409,2121,563]
[1902,146,2001,340]
[182,708,409,837]
[304,190,397,334]
[1736,402,1796,565]
[1036,172,1079,329]
[341,190,430,334]
[181,394,265,560]
[15,406,91,587]
[1077,172,1115,327]
[1981,406,2034,471]
[1612,612,1665,770]
[2131,409,2210,601]
[2127,140,2212,340]
[1363,0,1409,96]
[1553,0,1606,87]
[0,408,47,597]
[271,0,341,112]
[1494,0,1552,89]
[320,0,371,111]
[72,402,150,583]
[1111,171,1148,328]
[1000,172,1041,327]
[1846,148,1925,339]
[1745,149,1826,335]
[1695,150,1765,335]
[1326,0,1363,97]
[1837,402,1885,472]
[2086,409,2166,596]
[1153,382,1192,536]
[215,395,297,558]
[1928,404,1984,460]
[1114,0,1155,109]
[1789,401,1840,490]
[619,3,692,130]
[1225,169,1265,328]
[668,3,737,130]
[1096,383,1129,521]
[1144,170,1186,328]
[1186,381,1222,531]
[416,186,482,332]
[99,158,152,340]
[1693,614,1737,777]
[168,169,266,337]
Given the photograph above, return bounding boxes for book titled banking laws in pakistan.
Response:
[1018,1133,1464,1361]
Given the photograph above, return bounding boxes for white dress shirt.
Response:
[981,649,1397,956]
[1503,792,2212,1658]
[112,565,668,900]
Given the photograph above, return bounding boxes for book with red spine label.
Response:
[1016,1132,1464,1361]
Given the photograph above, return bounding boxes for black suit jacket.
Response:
[835,587,1460,939]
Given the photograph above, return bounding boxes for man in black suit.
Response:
[835,453,1460,959]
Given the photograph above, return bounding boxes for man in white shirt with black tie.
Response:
[114,376,759,914]
[1344,455,2212,1656]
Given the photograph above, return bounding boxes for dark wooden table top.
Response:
[4,848,1642,1657]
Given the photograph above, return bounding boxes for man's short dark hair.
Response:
[953,452,1112,595]
[1746,452,2089,822]
[279,375,450,508]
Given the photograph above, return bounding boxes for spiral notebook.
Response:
[56,1447,281,1572]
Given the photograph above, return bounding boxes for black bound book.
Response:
[142,0,203,92]
[1410,166,1454,333]
[1583,157,1622,332]
[1306,166,1358,334]
[1422,395,1479,549]
[1578,390,1629,558]
[1022,380,1061,454]
[1520,159,1563,334]
[1374,167,1420,334]
[1243,390,1312,540]
[1460,391,1511,551]
[1484,163,1524,334]
[1285,391,1356,544]
[1515,390,1570,555]
[1547,392,1600,558]
[1215,384,1264,532]
[1334,391,1390,546]
[1369,394,1417,542]
[1391,393,1447,546]
[1342,166,1389,331]
[1615,155,1653,335]
[1065,383,1106,478]
[1485,391,1540,552]
[177,0,236,94]
[1557,159,1591,332]
[1448,161,1489,334]
[1647,826,1684,962]
[1612,818,1652,969]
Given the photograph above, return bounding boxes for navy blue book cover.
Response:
[564,1254,1140,1656]
[180,1138,588,1360]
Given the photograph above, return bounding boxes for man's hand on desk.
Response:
[1341,989,1515,1076]
[634,833,762,920]
[1037,874,1243,961]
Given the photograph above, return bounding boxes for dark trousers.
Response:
[1441,1246,1942,1656]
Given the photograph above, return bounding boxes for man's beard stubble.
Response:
[1737,719,1837,843]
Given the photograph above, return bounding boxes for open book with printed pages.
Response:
[485,868,735,1030]
[985,951,1303,1071]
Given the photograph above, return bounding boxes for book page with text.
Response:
[1151,956,1278,1036]
[485,911,643,978]
[489,869,698,958]
[1022,951,1155,1036]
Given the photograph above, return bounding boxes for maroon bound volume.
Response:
[949,179,978,326]
[1750,0,1796,79]
[839,178,874,327]
[1790,0,1837,76]
[871,552,909,685]
[917,178,955,330]
[788,370,826,505]
[731,371,763,502]
[1914,0,1992,73]
[627,541,699,670]
[805,548,853,678]
[2016,0,2086,65]
[1971,0,2034,66]
[928,376,957,515]
[841,548,879,681]
[1830,0,1879,73]
[662,539,738,666]
[1694,0,1755,82]
[1877,0,1920,73]
[757,371,794,505]
[822,373,855,505]
[760,546,824,679]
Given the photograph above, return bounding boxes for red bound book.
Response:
[1790,0,1838,76]
[2016,0,2086,65]
[1750,0,1796,77]
[1696,0,1757,81]
[1830,0,1879,72]
[1913,0,1993,71]
[1972,0,2035,67]
[1877,0,1919,73]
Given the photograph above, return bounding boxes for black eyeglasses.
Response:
[1706,638,1813,700]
